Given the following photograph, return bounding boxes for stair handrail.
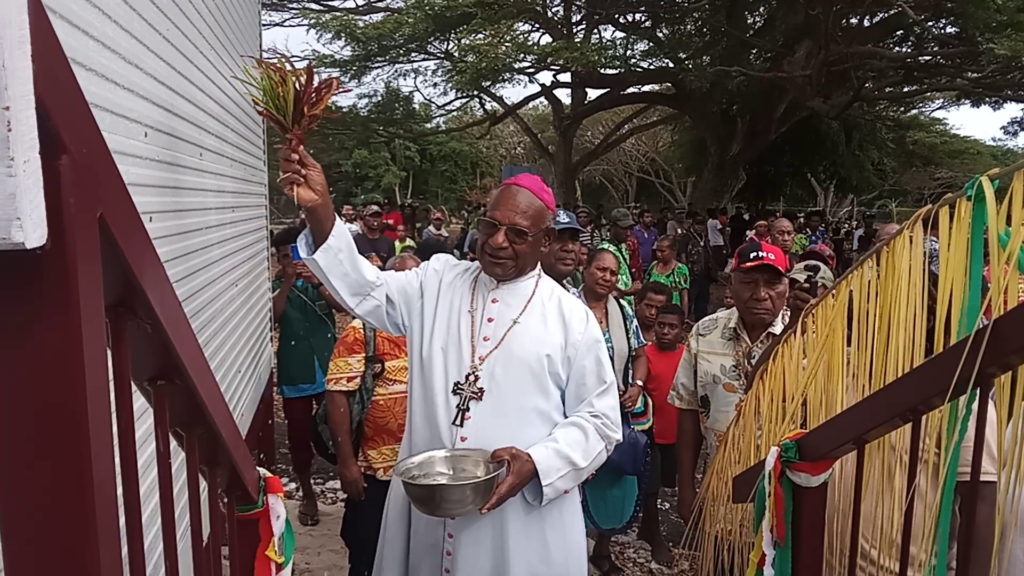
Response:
[28,0,259,501]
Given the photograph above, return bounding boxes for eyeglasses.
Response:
[476,217,546,246]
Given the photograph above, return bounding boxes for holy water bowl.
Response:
[393,448,505,518]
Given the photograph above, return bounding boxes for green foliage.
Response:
[305,0,639,92]
[262,0,1024,214]
[736,110,1021,207]
[267,86,498,217]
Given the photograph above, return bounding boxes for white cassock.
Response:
[299,217,622,576]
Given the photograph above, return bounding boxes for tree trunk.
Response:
[691,152,747,210]
[552,134,578,203]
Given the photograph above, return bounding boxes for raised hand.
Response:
[281,262,298,287]
[787,283,815,326]
[277,145,330,209]
[294,261,318,283]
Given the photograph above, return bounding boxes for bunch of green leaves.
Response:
[238,56,348,145]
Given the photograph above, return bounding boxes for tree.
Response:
[263,0,685,198]
[581,108,694,206]
[735,109,1021,211]
[266,85,499,213]
[577,0,1024,205]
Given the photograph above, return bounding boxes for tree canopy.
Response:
[263,0,1024,208]
[265,84,1019,222]
[267,85,499,218]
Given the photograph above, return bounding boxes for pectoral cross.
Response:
[451,367,485,428]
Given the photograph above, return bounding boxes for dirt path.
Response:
[284,500,350,575]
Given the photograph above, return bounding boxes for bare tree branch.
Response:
[574,112,684,172]
[477,86,554,163]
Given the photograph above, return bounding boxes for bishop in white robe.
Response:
[284,149,623,576]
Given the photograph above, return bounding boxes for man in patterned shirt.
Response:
[325,253,418,576]
[668,241,792,520]
[575,206,602,248]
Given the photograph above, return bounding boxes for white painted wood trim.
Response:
[0,0,46,251]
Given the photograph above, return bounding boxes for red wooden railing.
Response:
[733,299,1024,575]
[0,2,270,575]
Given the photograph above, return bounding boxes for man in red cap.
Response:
[799,243,837,271]
[668,240,795,520]
[422,210,450,242]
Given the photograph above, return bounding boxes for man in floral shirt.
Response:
[325,254,417,576]
[668,242,792,520]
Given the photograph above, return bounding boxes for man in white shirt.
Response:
[853,210,877,252]
[278,148,622,576]
[706,208,727,272]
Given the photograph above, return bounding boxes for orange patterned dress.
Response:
[325,319,409,480]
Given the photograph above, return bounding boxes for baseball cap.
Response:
[789,260,835,289]
[364,204,383,216]
[610,208,635,228]
[574,205,593,216]
[799,244,836,269]
[554,208,586,233]
[733,241,789,275]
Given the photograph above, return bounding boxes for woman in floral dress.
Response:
[645,236,690,312]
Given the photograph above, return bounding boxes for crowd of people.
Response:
[269,148,1007,576]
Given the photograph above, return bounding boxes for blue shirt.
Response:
[279,357,326,398]
[633,225,658,270]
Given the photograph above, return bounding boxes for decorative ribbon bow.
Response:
[746,431,837,576]
[237,468,295,576]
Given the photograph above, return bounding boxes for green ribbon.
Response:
[235,476,267,514]
[929,176,987,574]
[751,439,800,576]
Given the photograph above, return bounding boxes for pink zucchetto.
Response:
[499,173,556,214]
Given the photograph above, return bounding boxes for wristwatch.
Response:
[633,379,645,389]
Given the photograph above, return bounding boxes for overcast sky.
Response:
[263,26,1023,144]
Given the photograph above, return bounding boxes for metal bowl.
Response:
[393,448,505,518]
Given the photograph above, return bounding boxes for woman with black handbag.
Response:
[575,248,652,576]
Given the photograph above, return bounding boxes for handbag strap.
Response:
[612,297,634,388]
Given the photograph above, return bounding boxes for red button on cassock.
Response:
[445,569,450,574]
[482,336,490,342]
[487,317,494,323]
[446,550,452,557]
[448,532,454,539]
[491,298,499,304]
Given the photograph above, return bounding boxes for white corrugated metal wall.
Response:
[0,1,270,574]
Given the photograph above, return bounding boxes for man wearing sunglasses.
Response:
[279,146,621,576]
